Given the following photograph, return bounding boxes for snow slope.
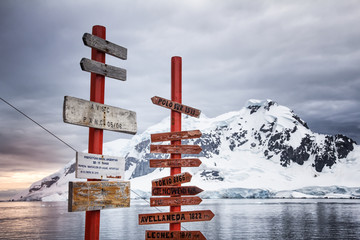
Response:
[12,99,360,201]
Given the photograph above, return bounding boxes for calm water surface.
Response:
[0,199,359,240]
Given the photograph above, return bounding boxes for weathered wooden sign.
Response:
[152,172,192,187]
[146,230,206,240]
[63,96,137,134]
[151,130,202,142]
[80,58,126,81]
[151,96,201,118]
[150,145,202,154]
[149,158,202,168]
[152,186,203,196]
[150,196,202,207]
[139,210,215,225]
[76,152,125,180]
[82,33,127,60]
[68,181,130,212]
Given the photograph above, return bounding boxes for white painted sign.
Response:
[76,152,125,180]
[63,96,137,134]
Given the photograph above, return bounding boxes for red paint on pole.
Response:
[85,25,106,240]
[170,56,182,231]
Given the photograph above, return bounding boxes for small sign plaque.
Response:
[76,152,125,180]
[151,96,201,118]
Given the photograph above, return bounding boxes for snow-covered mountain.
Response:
[13,99,360,201]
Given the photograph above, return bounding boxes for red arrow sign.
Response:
[150,145,202,154]
[150,196,202,207]
[151,130,202,142]
[149,158,202,168]
[151,96,201,118]
[146,230,206,240]
[152,186,203,196]
[139,210,214,225]
[152,172,192,187]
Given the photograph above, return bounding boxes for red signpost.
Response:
[85,25,106,240]
[139,57,214,239]
[64,25,135,240]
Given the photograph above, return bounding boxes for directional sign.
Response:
[63,96,137,134]
[82,33,127,60]
[80,58,126,81]
[149,158,202,168]
[146,230,206,240]
[152,172,192,187]
[76,152,125,180]
[150,145,202,154]
[68,181,130,212]
[151,130,202,142]
[152,186,203,196]
[150,196,202,207]
[139,210,215,225]
[151,96,201,118]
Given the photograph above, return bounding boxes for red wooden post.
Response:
[85,25,106,240]
[170,56,182,231]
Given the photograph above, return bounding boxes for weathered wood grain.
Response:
[151,96,201,118]
[150,196,202,207]
[80,58,126,81]
[63,96,137,134]
[82,33,127,60]
[149,158,202,168]
[151,130,202,142]
[139,210,215,225]
[68,181,130,212]
[146,230,206,240]
[76,152,125,180]
[152,172,192,187]
[152,186,203,196]
[150,145,202,154]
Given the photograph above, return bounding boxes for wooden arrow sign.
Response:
[80,58,126,81]
[152,186,203,196]
[146,230,206,240]
[151,96,201,118]
[150,145,202,154]
[68,181,130,212]
[82,33,127,60]
[63,96,137,134]
[139,210,214,225]
[149,158,202,168]
[151,130,202,142]
[150,196,202,207]
[152,172,192,187]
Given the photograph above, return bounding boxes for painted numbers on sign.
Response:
[63,96,137,134]
[76,152,125,180]
[151,96,201,118]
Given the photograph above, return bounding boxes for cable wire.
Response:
[0,97,77,152]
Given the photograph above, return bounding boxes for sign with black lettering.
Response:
[152,186,203,196]
[149,158,202,168]
[63,96,137,134]
[152,172,192,187]
[146,230,206,240]
[151,130,202,142]
[139,210,214,225]
[151,96,201,118]
[76,152,125,180]
[150,196,202,207]
[150,145,202,154]
[68,181,130,212]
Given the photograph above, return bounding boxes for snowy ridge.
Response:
[12,99,360,201]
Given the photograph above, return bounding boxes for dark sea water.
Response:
[0,199,359,240]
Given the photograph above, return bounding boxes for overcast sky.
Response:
[1,0,360,200]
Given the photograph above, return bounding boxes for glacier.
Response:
[12,99,360,201]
